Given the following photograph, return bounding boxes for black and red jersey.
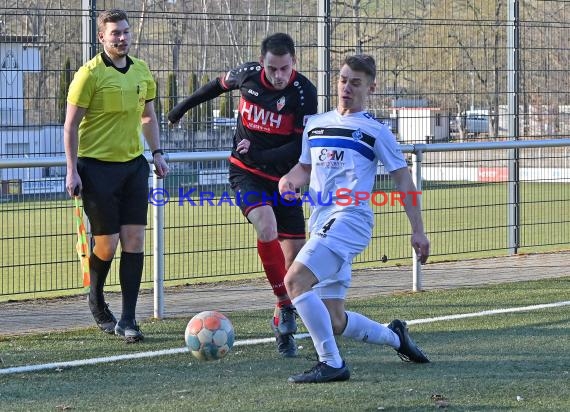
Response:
[168,62,318,181]
[221,62,318,180]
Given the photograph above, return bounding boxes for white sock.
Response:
[292,291,343,368]
[342,311,400,349]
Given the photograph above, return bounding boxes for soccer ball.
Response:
[184,310,235,361]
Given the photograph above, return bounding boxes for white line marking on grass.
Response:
[0,347,189,375]
[404,300,570,326]
[1,300,568,375]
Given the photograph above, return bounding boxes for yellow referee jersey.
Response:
[67,53,156,162]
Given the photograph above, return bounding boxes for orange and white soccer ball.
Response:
[184,311,235,361]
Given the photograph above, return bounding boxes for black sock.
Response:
[88,253,112,308]
[119,251,144,323]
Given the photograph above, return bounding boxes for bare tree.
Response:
[158,0,189,73]
[25,0,56,123]
[265,0,271,34]
[132,0,149,57]
[200,0,209,72]
[222,0,245,64]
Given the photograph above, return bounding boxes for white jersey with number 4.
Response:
[299,109,407,233]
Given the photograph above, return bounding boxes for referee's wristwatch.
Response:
[152,149,164,157]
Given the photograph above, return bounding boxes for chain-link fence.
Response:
[1,0,569,298]
[2,1,570,143]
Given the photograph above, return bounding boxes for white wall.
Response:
[0,44,41,126]
[398,108,449,143]
[0,126,64,181]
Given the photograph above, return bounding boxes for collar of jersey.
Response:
[335,109,367,117]
[101,52,134,74]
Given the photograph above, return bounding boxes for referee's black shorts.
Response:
[229,164,305,240]
[78,155,150,235]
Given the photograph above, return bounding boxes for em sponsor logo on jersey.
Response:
[316,148,344,168]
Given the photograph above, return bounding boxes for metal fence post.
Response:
[152,173,165,319]
[317,0,331,112]
[81,0,97,62]
[411,147,424,292]
[507,0,521,255]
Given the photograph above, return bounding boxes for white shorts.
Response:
[295,210,372,299]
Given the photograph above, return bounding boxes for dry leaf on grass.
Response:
[431,394,450,408]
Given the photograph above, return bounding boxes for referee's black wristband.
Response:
[152,149,164,157]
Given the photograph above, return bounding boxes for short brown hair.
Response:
[261,33,296,57]
[343,54,376,81]
[97,9,129,33]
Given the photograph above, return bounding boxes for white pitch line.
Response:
[0,347,189,375]
[1,301,568,375]
[404,300,570,325]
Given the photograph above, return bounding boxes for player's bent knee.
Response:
[331,321,346,336]
[256,226,278,242]
[329,310,348,335]
[284,273,300,299]
[284,266,314,299]
[93,247,116,261]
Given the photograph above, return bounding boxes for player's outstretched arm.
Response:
[167,79,226,125]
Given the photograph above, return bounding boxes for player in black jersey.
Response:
[168,33,318,357]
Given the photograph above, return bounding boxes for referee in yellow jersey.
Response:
[64,9,168,343]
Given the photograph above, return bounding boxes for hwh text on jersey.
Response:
[240,98,282,131]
